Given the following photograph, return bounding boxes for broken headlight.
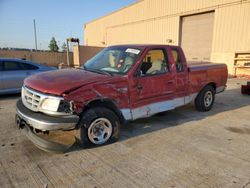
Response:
[57,100,73,113]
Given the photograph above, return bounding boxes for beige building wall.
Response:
[73,45,104,67]
[0,50,73,67]
[84,0,250,75]
[211,2,250,74]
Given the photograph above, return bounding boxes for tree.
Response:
[61,42,67,52]
[48,37,59,52]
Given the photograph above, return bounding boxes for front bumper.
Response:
[19,125,73,152]
[16,99,79,152]
[16,99,79,131]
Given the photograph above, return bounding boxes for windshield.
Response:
[82,47,141,75]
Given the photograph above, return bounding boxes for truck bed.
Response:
[187,62,228,94]
[188,62,226,71]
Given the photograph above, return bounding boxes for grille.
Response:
[22,87,41,111]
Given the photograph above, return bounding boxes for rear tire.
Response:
[195,85,215,112]
[77,107,120,147]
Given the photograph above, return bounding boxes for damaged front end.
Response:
[16,120,74,153]
[16,86,80,152]
[16,99,79,152]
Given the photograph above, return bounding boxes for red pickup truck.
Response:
[16,45,227,152]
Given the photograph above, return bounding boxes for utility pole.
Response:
[66,39,70,67]
[33,19,38,51]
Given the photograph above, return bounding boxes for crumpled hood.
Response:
[24,69,110,95]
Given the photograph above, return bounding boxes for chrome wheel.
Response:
[204,91,213,107]
[88,118,112,145]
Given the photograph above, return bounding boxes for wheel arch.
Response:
[196,82,216,99]
[83,99,125,125]
[194,82,216,112]
[206,82,216,91]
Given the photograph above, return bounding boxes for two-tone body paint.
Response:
[24,45,227,122]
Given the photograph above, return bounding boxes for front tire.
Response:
[77,107,120,147]
[195,85,215,112]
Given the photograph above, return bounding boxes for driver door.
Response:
[129,48,176,120]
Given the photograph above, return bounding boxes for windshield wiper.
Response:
[82,65,87,70]
[87,68,113,76]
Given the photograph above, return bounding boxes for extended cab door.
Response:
[129,48,176,119]
[168,46,189,103]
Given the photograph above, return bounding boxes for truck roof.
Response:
[108,44,179,50]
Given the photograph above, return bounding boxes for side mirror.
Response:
[134,69,142,77]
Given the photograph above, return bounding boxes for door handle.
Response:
[167,80,174,84]
[137,84,143,90]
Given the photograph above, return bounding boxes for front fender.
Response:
[65,83,128,115]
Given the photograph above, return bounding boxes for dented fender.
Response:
[64,79,130,115]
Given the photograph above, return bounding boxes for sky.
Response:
[0,0,136,50]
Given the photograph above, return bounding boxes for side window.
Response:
[171,49,184,72]
[140,49,169,76]
[3,61,20,71]
[0,62,3,71]
[19,63,38,70]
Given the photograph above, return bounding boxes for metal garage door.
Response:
[180,12,215,62]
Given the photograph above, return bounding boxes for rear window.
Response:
[2,61,39,71]
[0,62,3,71]
[19,63,38,70]
[4,61,20,71]
[171,49,184,72]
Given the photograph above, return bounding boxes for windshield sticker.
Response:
[125,48,140,54]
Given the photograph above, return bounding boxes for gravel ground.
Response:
[0,78,250,188]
